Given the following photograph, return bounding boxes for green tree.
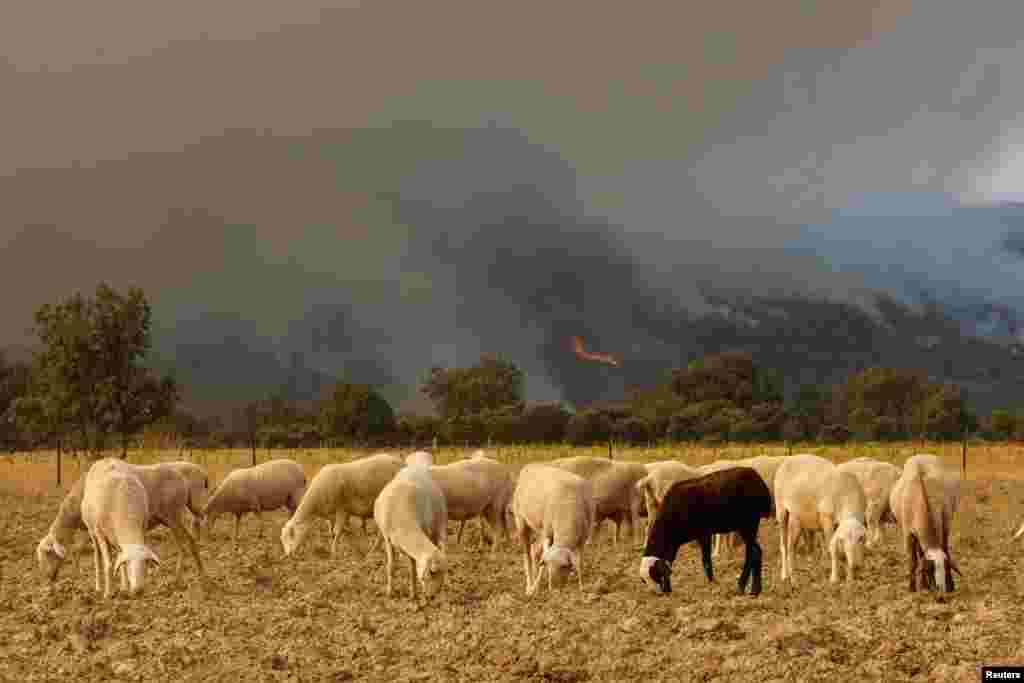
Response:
[318,382,396,446]
[26,284,179,456]
[0,353,32,451]
[421,354,524,420]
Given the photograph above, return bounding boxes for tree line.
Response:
[1,284,1020,456]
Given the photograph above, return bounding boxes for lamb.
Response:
[197,458,306,545]
[281,453,404,558]
[548,456,647,546]
[36,476,88,582]
[405,451,434,467]
[80,458,163,598]
[635,462,703,540]
[450,455,517,549]
[774,453,868,584]
[836,457,901,547]
[640,467,772,596]
[373,464,448,599]
[510,464,595,595]
[890,454,962,592]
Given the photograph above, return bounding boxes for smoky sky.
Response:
[8,1,1024,413]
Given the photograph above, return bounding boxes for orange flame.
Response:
[570,336,620,367]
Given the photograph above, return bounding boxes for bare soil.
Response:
[3,478,1024,682]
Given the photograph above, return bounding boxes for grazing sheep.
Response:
[709,456,787,557]
[36,476,88,582]
[511,464,595,595]
[640,467,772,596]
[281,453,404,558]
[374,465,448,599]
[450,455,516,549]
[104,461,206,581]
[197,458,306,545]
[635,462,702,540]
[890,455,962,592]
[80,459,162,598]
[775,454,868,585]
[162,461,211,516]
[548,456,647,547]
[405,451,434,468]
[415,462,510,550]
[837,457,901,547]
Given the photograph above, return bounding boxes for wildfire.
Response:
[569,336,620,367]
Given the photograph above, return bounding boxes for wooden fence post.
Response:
[962,438,967,479]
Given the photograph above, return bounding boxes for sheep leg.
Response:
[330,512,345,558]
[738,528,754,593]
[383,537,395,598]
[572,550,584,593]
[234,515,241,547]
[784,513,802,584]
[169,517,204,579]
[97,537,113,599]
[517,524,536,595]
[408,553,418,599]
[741,528,765,593]
[905,533,918,592]
[777,511,788,582]
[90,533,102,592]
[698,534,714,583]
[456,520,467,545]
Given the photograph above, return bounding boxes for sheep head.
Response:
[36,533,66,582]
[113,544,161,595]
[280,519,309,558]
[834,517,867,572]
[922,548,950,593]
[541,544,575,588]
[418,551,446,597]
[640,556,672,594]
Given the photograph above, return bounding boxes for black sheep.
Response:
[640,466,772,596]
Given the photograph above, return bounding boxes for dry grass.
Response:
[2,443,1024,681]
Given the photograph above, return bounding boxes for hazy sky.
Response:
[6,1,1024,410]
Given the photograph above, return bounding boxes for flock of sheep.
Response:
[34,447,967,603]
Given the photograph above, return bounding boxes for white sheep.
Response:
[890,454,961,592]
[510,463,595,595]
[162,461,211,517]
[105,461,206,581]
[836,457,901,547]
[548,456,647,547]
[775,453,868,584]
[635,462,702,540]
[281,453,404,558]
[446,455,516,549]
[197,458,306,545]
[373,464,448,599]
[80,458,162,598]
[36,476,88,582]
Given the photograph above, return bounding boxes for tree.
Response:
[0,353,32,451]
[421,354,524,420]
[317,382,396,446]
[24,284,179,456]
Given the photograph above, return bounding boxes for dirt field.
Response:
[3,450,1024,682]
